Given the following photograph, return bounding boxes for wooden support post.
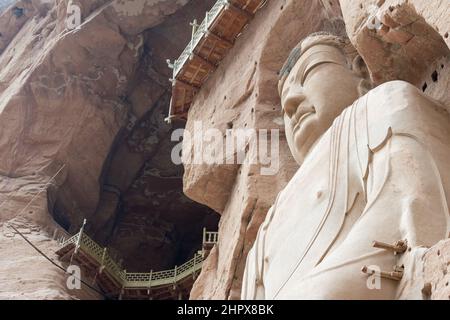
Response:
[189,19,199,53]
[92,270,99,286]
[60,247,75,262]
[119,269,126,300]
[165,97,175,124]
[118,286,124,300]
[372,239,408,254]
[361,265,404,281]
[192,254,198,280]
[74,218,87,255]
[71,219,86,265]
[202,228,207,257]
[190,19,199,37]
[99,247,107,274]
[147,270,153,297]
[174,265,178,285]
[165,113,188,124]
[69,252,75,266]
[225,2,254,21]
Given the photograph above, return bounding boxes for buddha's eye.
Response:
[302,64,323,85]
[301,62,339,85]
[301,65,316,85]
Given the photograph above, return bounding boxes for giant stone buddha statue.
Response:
[242,31,450,299]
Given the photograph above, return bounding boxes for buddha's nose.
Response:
[283,89,306,119]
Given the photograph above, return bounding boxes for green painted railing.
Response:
[170,0,228,79]
[61,228,212,289]
[203,228,219,245]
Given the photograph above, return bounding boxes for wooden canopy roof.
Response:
[166,0,268,123]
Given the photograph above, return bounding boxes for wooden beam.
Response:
[204,43,217,63]
[225,2,254,21]
[206,30,233,48]
[59,247,75,262]
[222,5,239,34]
[189,53,217,71]
[172,79,200,91]
[190,60,204,85]
[180,80,188,111]
[178,112,188,119]
[166,112,188,123]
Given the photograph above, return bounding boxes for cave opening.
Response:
[89,91,219,273]
[51,0,219,276]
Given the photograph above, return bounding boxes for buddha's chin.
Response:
[293,123,320,162]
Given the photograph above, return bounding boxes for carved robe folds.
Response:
[242,81,450,300]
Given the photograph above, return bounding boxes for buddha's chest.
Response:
[262,134,366,296]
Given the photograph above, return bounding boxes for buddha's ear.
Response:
[353,55,373,96]
[352,55,370,80]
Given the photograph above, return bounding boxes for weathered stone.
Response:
[185,0,343,299]
[0,0,217,299]
[0,0,449,300]
[339,0,450,106]
[423,239,450,300]
[184,0,450,300]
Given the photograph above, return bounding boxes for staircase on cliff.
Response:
[56,221,218,300]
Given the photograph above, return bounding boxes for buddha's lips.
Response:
[292,106,315,133]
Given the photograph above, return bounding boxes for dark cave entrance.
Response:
[52,0,220,275]
[91,94,219,273]
[92,0,219,274]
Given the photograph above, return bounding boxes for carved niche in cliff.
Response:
[242,27,450,299]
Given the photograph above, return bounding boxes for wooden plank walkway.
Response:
[165,0,268,123]
[56,224,218,300]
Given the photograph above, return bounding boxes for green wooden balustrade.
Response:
[170,0,228,79]
[61,228,219,289]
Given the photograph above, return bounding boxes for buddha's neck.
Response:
[298,134,324,168]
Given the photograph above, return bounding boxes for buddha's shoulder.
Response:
[353,80,450,150]
[365,80,441,114]
[372,80,419,96]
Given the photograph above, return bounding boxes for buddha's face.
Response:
[280,44,363,164]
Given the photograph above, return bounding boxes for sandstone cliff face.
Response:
[184,0,344,300]
[423,239,450,300]
[339,0,450,106]
[1,0,449,300]
[0,0,217,299]
[182,0,450,299]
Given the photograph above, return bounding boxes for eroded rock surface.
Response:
[339,0,450,105]
[184,0,343,299]
[423,239,450,300]
[1,0,449,300]
[0,0,217,299]
[183,0,450,300]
